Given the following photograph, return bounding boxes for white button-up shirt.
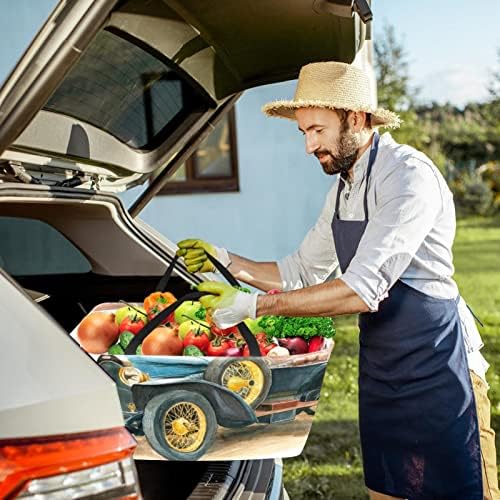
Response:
[278,132,488,379]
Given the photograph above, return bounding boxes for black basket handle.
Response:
[126,249,261,356]
[206,252,240,286]
[154,253,179,292]
[198,252,260,356]
[125,291,261,356]
[125,291,199,355]
[155,251,239,291]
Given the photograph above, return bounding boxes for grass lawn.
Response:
[283,215,500,499]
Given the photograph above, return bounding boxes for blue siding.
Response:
[125,82,336,261]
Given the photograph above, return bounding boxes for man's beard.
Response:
[315,124,360,176]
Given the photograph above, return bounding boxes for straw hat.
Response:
[262,61,400,129]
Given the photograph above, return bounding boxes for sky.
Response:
[372,0,500,107]
[0,0,498,108]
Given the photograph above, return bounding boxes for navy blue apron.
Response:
[331,133,482,499]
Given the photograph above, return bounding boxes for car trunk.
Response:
[0,184,195,331]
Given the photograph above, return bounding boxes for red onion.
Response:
[278,337,308,355]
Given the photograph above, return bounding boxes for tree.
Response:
[482,48,500,159]
[487,48,500,100]
[374,24,416,112]
[374,24,444,170]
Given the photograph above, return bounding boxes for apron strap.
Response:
[334,173,346,218]
[334,131,380,221]
[466,303,485,328]
[363,132,380,220]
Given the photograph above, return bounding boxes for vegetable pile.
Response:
[76,288,335,358]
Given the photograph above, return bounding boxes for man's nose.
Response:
[305,134,319,155]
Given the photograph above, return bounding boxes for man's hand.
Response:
[176,239,231,273]
[197,282,258,329]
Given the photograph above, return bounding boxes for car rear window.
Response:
[0,217,91,275]
[43,29,211,150]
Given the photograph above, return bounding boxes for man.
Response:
[176,62,498,499]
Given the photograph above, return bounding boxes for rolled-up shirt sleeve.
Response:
[278,184,340,291]
[340,159,442,311]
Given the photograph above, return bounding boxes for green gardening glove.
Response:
[176,239,217,273]
[197,281,258,329]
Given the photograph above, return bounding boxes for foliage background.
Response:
[375,26,500,216]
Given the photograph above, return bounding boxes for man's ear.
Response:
[349,111,367,132]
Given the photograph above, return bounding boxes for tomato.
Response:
[183,330,210,353]
[242,341,275,357]
[245,333,275,355]
[206,336,234,356]
[254,332,269,343]
[261,342,276,355]
[229,329,244,341]
[229,336,246,351]
[209,323,224,336]
[144,291,177,324]
[210,322,239,337]
[242,344,257,357]
[246,332,275,355]
[118,316,146,335]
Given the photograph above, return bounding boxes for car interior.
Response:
[0,186,193,332]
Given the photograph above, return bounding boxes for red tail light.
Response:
[0,427,140,498]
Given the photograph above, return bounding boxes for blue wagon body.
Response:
[98,344,332,461]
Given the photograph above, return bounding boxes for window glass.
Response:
[159,110,238,194]
[193,117,232,178]
[168,164,188,183]
[44,29,210,149]
[0,217,91,276]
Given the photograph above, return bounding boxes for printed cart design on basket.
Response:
[96,342,332,461]
[73,255,334,461]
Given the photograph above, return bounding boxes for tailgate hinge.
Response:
[1,160,42,184]
[314,0,373,23]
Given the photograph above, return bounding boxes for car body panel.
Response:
[0,270,124,439]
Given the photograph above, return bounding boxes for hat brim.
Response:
[262,99,401,129]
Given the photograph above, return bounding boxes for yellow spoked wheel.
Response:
[221,361,265,406]
[163,401,207,453]
[143,391,217,461]
[204,359,272,409]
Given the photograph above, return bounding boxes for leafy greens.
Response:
[257,315,335,340]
